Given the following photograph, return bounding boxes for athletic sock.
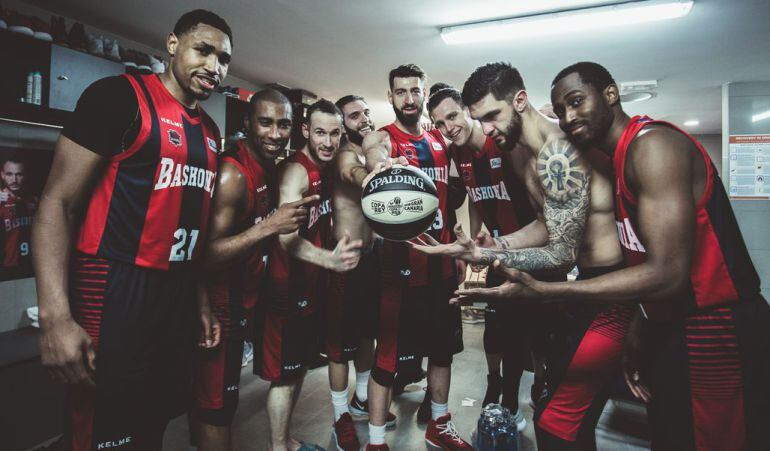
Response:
[331,388,350,421]
[431,400,448,420]
[368,422,387,445]
[355,370,370,401]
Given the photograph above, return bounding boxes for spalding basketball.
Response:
[361,165,439,241]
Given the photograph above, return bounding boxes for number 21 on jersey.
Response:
[169,228,199,261]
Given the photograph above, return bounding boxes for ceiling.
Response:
[24,0,770,134]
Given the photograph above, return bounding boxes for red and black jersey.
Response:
[614,115,762,319]
[209,140,275,328]
[263,150,332,316]
[76,73,220,271]
[380,123,455,286]
[451,136,535,237]
[0,192,37,267]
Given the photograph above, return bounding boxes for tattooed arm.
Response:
[478,136,590,271]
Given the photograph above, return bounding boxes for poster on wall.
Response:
[0,147,54,281]
[728,134,770,199]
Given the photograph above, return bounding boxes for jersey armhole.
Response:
[112,74,152,162]
[222,156,255,221]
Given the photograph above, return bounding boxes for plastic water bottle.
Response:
[474,403,519,450]
[25,72,34,103]
[32,71,42,105]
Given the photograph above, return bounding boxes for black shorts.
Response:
[252,307,322,383]
[65,254,198,451]
[642,297,770,451]
[325,241,380,363]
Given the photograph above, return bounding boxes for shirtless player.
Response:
[465,61,770,451]
[415,62,634,450]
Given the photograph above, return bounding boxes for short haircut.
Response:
[388,64,426,89]
[2,151,23,165]
[305,99,342,123]
[248,88,291,115]
[427,82,463,113]
[551,61,616,93]
[461,62,525,107]
[335,95,366,112]
[173,9,233,47]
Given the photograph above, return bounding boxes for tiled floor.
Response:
[162,323,651,450]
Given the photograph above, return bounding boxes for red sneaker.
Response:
[332,412,360,451]
[425,413,473,450]
[365,444,389,450]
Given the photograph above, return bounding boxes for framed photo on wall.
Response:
[0,147,54,281]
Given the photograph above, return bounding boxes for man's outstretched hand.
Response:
[411,223,483,263]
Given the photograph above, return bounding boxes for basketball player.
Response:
[465,61,770,451]
[415,63,633,450]
[323,95,406,450]
[0,155,36,268]
[255,99,362,451]
[362,64,472,450]
[193,89,318,451]
[33,10,231,450]
[427,82,538,430]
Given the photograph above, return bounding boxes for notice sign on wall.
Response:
[728,134,770,199]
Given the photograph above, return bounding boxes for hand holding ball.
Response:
[361,165,439,241]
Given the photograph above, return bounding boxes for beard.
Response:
[499,112,523,150]
[344,121,373,146]
[393,103,423,127]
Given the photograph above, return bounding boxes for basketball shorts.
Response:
[64,253,198,451]
[370,243,462,386]
[194,284,251,427]
[252,306,322,383]
[642,297,770,451]
[325,240,380,363]
[535,264,635,449]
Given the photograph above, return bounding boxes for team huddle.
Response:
[33,9,770,451]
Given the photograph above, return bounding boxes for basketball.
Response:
[361,165,439,241]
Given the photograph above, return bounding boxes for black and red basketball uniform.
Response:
[195,139,275,426]
[371,124,462,387]
[254,150,332,382]
[76,74,219,271]
[613,115,770,451]
[61,73,221,451]
[0,192,36,268]
[452,136,534,237]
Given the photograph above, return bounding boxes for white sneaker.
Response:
[241,341,254,367]
[513,410,526,432]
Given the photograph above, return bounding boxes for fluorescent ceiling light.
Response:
[752,110,770,123]
[683,120,699,126]
[621,92,653,103]
[440,0,694,45]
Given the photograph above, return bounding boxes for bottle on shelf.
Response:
[25,71,34,103]
[33,71,42,105]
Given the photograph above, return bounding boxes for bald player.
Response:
[415,62,634,450]
[193,89,317,451]
[255,99,361,451]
